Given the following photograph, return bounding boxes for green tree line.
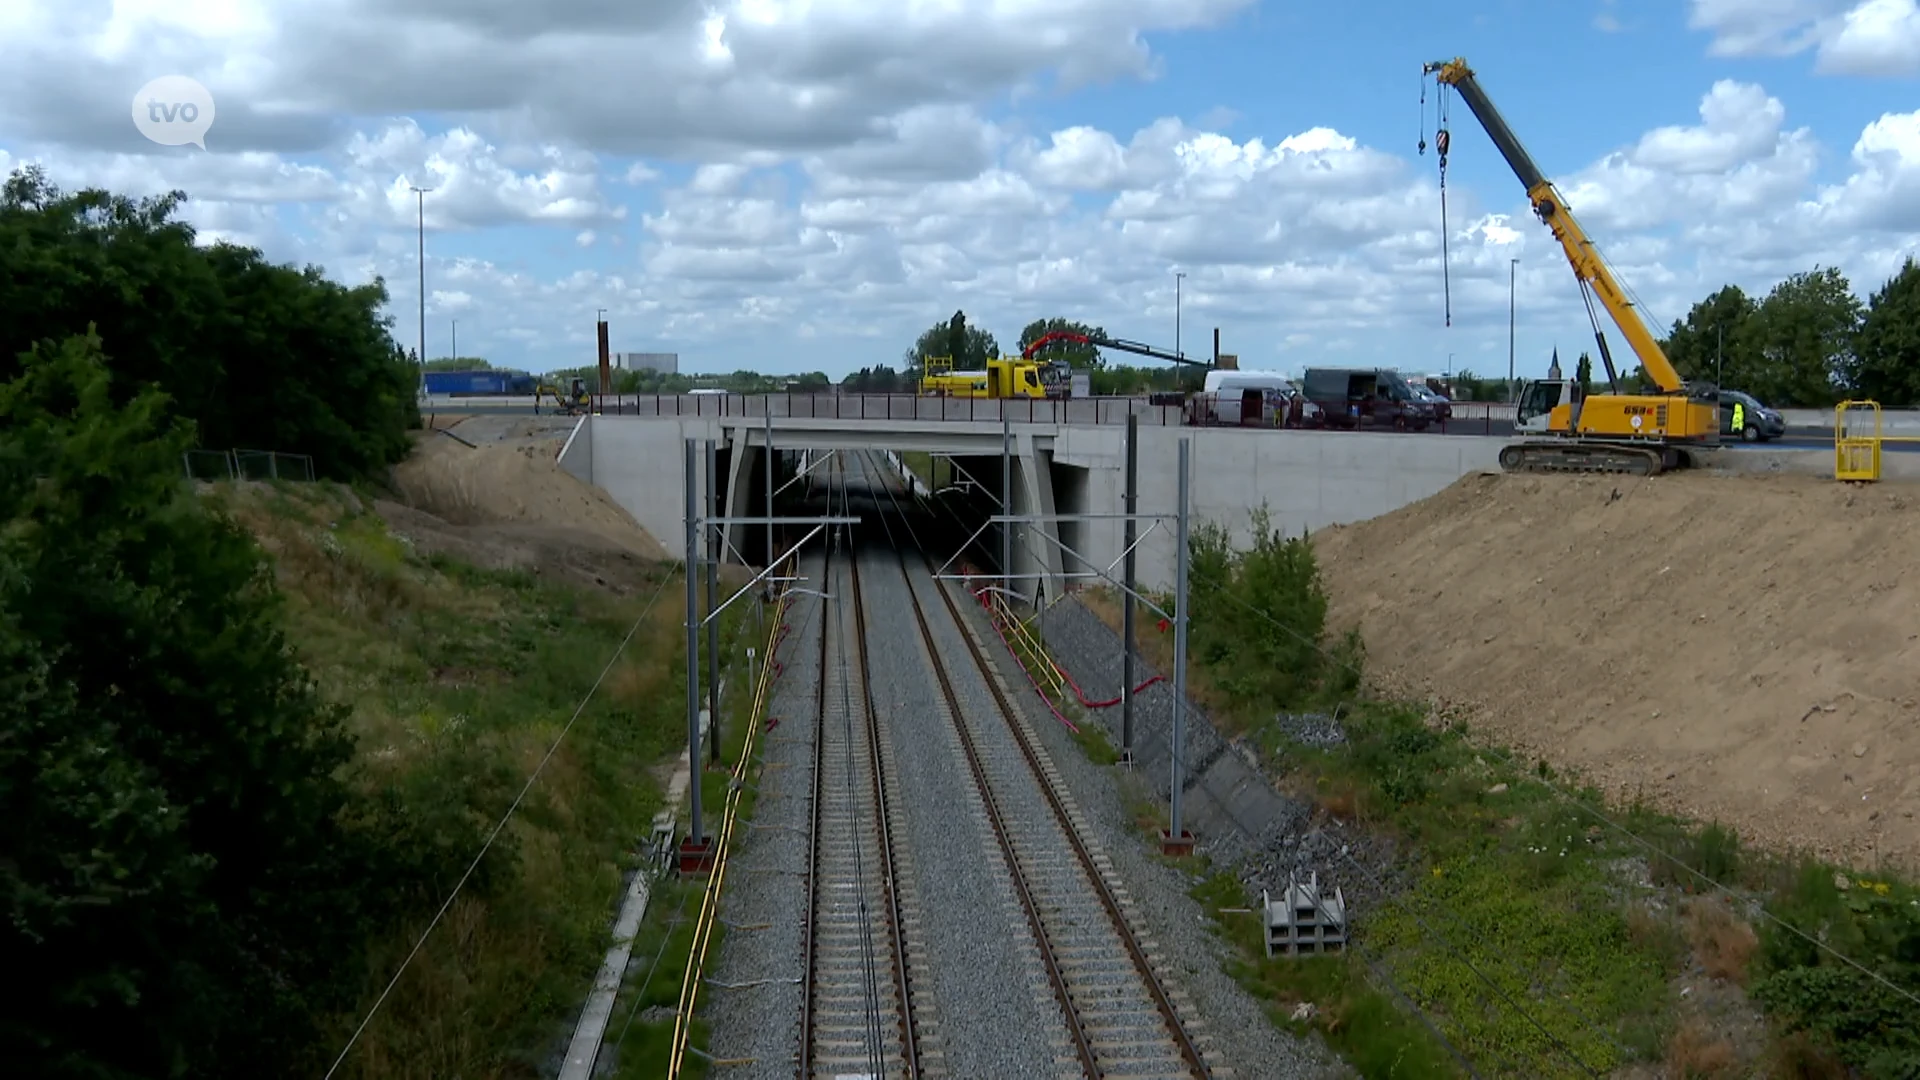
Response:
[0,166,420,479]
[1459,261,1920,408]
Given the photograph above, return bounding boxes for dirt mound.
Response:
[392,427,668,561]
[1312,470,1920,869]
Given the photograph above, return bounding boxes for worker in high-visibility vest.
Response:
[1730,400,1745,438]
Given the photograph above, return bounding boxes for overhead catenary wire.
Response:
[323,560,683,1080]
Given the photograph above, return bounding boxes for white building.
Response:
[613,351,679,374]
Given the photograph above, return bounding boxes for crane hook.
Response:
[1436,128,1450,163]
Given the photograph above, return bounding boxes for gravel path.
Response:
[697,551,825,1077]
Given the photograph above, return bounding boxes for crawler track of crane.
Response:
[858,451,1215,1080]
[800,454,934,1078]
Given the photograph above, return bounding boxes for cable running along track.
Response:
[860,450,1213,1080]
[800,452,927,1078]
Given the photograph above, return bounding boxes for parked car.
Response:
[1406,381,1453,422]
[1301,367,1436,431]
[1720,389,1784,442]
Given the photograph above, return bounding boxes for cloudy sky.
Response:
[2,0,1915,379]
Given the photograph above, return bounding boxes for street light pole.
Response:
[409,184,433,386]
[451,319,457,365]
[1174,271,1187,359]
[1508,257,1519,400]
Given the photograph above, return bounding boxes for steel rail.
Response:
[862,448,1209,1079]
[800,453,921,1079]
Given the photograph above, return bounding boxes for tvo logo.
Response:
[131,76,216,149]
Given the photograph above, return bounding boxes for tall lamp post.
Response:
[1508,257,1519,400]
[1174,271,1187,359]
[451,319,458,365]
[410,184,434,387]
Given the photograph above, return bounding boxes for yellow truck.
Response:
[918,356,1050,398]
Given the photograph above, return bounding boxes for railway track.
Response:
[858,451,1217,1080]
[800,454,937,1078]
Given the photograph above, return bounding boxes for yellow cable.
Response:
[667,559,794,1075]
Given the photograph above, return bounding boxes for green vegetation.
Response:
[1185,507,1362,717]
[0,165,419,481]
[0,176,742,1076]
[1140,518,1920,1077]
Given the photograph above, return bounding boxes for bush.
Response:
[0,165,418,482]
[0,334,400,1077]
[1186,506,1360,712]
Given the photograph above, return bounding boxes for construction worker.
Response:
[1730,399,1745,439]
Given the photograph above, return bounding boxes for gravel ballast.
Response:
[694,554,826,1077]
[858,543,1070,1076]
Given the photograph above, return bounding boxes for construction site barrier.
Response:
[1836,400,1883,482]
[182,448,317,482]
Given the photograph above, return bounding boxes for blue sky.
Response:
[1,0,1916,380]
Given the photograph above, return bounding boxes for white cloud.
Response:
[2,0,1918,376]
[1690,0,1920,75]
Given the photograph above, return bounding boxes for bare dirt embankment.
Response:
[1313,470,1920,869]
[380,418,672,592]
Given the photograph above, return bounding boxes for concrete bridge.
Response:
[555,395,1507,602]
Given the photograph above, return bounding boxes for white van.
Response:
[1201,369,1297,425]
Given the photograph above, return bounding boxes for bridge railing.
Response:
[579,392,1186,425]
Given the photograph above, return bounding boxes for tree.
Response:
[1017,317,1107,369]
[0,167,418,481]
[1575,352,1594,396]
[423,356,491,372]
[1661,284,1757,386]
[1846,257,1920,407]
[1741,267,1862,406]
[904,310,998,369]
[0,334,395,1077]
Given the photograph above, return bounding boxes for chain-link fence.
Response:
[182,449,317,482]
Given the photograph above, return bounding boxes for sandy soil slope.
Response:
[391,422,669,561]
[1312,470,1920,869]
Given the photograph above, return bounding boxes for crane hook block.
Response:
[1436,129,1450,157]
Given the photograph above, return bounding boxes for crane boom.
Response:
[1424,58,1686,395]
[1021,330,1209,368]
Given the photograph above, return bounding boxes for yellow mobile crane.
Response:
[1423,58,1721,476]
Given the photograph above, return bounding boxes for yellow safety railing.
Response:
[987,587,1066,706]
[1836,399,1883,482]
[666,557,795,1077]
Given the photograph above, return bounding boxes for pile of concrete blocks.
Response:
[1262,871,1347,957]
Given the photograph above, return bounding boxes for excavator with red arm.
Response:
[1422,57,1722,475]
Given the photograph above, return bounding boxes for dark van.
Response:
[1301,367,1437,431]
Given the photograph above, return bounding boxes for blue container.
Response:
[424,370,513,396]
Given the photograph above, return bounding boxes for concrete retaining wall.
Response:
[1048,428,1505,593]
[1779,407,1920,433]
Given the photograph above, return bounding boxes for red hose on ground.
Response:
[970,586,1165,710]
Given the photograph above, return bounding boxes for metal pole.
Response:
[1508,258,1518,401]
[1174,271,1186,359]
[451,318,457,365]
[705,439,721,765]
[765,409,774,572]
[1121,411,1138,763]
[1170,436,1191,842]
[409,185,433,390]
[1001,414,1013,598]
[683,440,703,847]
